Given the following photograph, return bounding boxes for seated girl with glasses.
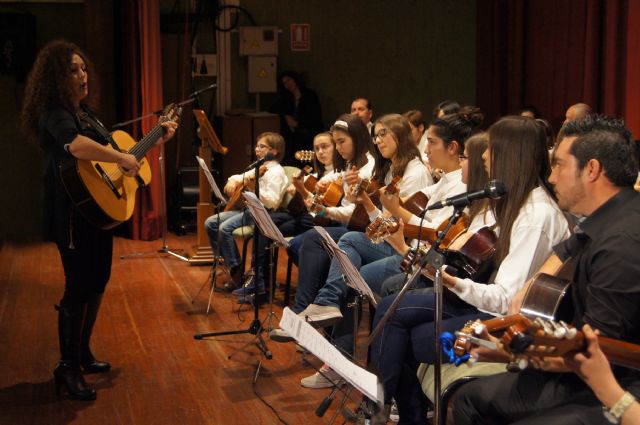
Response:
[204,132,288,294]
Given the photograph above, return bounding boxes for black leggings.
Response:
[56,214,113,303]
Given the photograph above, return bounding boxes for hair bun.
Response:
[459,106,484,128]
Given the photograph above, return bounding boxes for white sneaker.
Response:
[300,367,342,389]
[299,304,343,328]
[269,328,294,343]
[389,399,399,422]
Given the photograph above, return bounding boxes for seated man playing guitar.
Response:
[204,132,288,295]
[454,116,640,425]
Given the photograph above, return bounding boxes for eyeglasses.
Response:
[256,143,271,150]
[373,129,390,144]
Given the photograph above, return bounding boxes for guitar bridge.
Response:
[94,163,122,199]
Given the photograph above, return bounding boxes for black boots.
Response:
[55,293,110,400]
[55,300,96,400]
[80,294,111,374]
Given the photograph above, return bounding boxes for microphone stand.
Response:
[118,85,217,261]
[364,205,466,425]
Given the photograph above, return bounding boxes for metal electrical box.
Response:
[239,26,278,56]
[248,56,277,93]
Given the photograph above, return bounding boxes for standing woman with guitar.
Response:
[369,116,570,423]
[20,40,177,401]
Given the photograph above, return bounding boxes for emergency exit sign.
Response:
[290,23,310,51]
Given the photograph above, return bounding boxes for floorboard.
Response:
[0,234,368,425]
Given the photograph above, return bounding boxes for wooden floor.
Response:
[0,234,364,425]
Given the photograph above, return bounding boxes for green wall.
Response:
[230,0,477,124]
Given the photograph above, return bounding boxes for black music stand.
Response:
[194,177,289,380]
[190,156,227,313]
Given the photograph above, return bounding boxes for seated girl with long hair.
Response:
[370,116,571,424]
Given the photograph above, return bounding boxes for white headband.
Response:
[332,120,349,130]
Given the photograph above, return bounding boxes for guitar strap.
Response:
[76,109,122,152]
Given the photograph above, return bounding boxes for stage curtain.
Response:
[122,0,164,240]
[477,0,638,134]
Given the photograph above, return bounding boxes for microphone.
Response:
[189,83,217,98]
[426,180,506,211]
[244,152,274,171]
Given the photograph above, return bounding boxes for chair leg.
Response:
[284,257,294,307]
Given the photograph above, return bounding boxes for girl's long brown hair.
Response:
[21,39,98,139]
[371,114,422,183]
[464,132,489,220]
[488,116,554,265]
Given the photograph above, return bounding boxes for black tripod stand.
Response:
[194,164,272,373]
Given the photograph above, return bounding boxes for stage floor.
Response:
[0,234,369,424]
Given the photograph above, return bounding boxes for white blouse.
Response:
[448,186,570,316]
[228,161,288,210]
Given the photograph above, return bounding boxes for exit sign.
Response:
[290,23,310,51]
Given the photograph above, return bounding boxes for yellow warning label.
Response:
[251,40,260,49]
[258,68,267,78]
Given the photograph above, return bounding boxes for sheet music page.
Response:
[242,192,289,247]
[195,155,227,203]
[313,226,378,306]
[279,307,382,403]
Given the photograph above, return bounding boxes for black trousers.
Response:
[453,369,636,425]
[56,213,113,303]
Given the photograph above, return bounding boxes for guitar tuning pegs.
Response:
[559,321,578,339]
[549,321,567,339]
[473,323,487,336]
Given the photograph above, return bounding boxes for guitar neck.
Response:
[128,123,166,161]
[595,336,640,370]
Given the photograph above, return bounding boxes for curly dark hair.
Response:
[21,39,97,139]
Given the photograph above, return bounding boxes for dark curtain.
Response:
[477,0,640,135]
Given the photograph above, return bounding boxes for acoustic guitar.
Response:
[287,165,316,215]
[453,260,575,358]
[294,150,315,162]
[60,104,181,229]
[223,165,268,212]
[346,177,386,232]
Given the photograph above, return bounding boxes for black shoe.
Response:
[80,294,111,374]
[237,292,268,305]
[54,362,97,400]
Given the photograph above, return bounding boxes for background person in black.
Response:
[20,40,177,401]
[269,70,323,165]
[453,116,640,425]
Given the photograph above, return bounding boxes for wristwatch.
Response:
[603,391,636,424]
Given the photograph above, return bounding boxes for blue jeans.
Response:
[290,226,348,314]
[314,231,403,307]
[371,290,492,422]
[204,210,253,269]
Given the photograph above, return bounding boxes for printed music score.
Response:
[242,192,290,247]
[314,226,378,306]
[279,307,382,403]
[196,155,227,203]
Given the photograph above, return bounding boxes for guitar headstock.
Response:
[161,103,183,124]
[502,316,582,360]
[294,150,315,162]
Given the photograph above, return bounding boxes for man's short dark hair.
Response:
[352,97,372,110]
[561,115,638,187]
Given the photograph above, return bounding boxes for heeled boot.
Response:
[80,293,111,374]
[54,300,97,400]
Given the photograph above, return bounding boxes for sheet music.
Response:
[314,226,378,306]
[279,307,382,403]
[242,192,289,247]
[195,155,227,203]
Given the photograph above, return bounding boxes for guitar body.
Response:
[444,227,497,281]
[347,179,382,232]
[60,130,151,229]
[402,191,429,216]
[224,165,266,212]
[287,167,317,215]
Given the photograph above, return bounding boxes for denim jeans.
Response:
[204,210,253,269]
[290,226,348,314]
[314,231,403,307]
[370,290,492,422]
